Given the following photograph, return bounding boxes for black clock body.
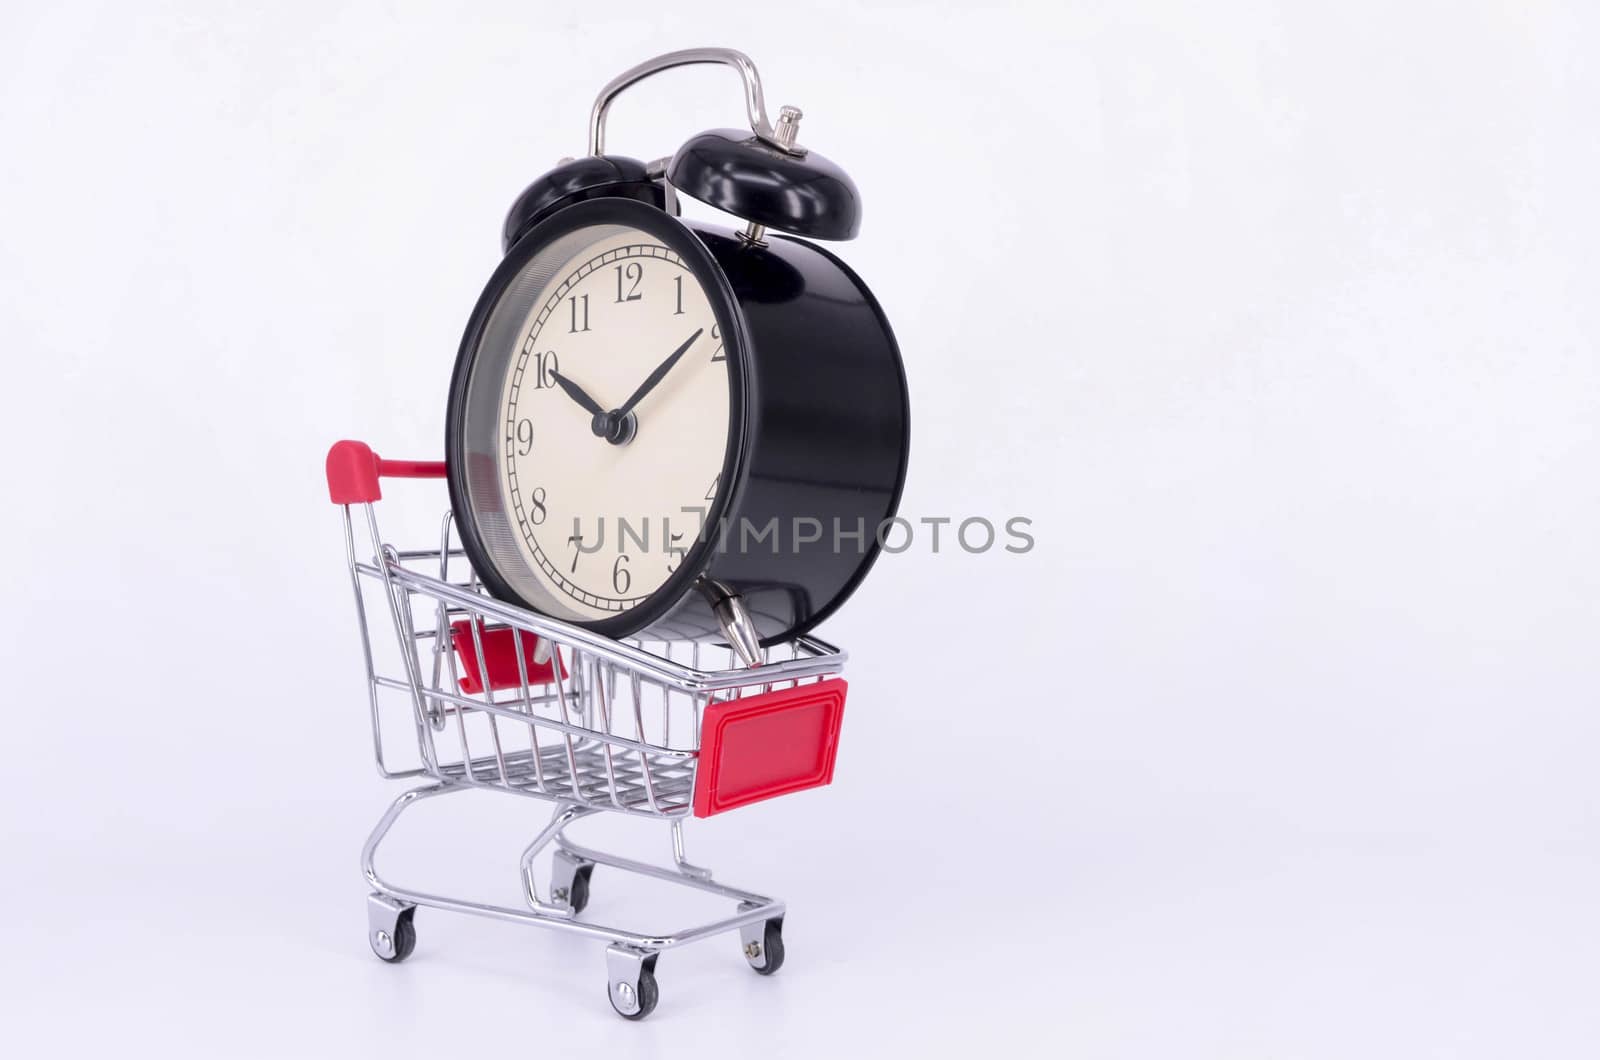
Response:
[446,194,909,646]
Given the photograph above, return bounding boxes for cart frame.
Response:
[329,441,847,1019]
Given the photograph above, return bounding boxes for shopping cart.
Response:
[326,440,849,1019]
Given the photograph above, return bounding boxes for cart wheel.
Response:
[744,918,785,976]
[608,963,659,1020]
[371,907,416,963]
[567,863,594,915]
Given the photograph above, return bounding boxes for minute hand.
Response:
[614,328,703,418]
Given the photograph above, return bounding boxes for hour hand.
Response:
[548,369,605,416]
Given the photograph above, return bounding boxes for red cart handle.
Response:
[326,440,446,504]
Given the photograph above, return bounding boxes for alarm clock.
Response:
[445,48,909,655]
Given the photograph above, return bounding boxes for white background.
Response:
[3,1,1597,1056]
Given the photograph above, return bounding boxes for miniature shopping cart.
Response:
[326,441,848,1019]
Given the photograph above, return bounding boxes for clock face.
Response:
[493,228,732,621]
[449,194,907,645]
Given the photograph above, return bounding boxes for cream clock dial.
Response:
[497,230,730,619]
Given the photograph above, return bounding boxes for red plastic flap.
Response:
[692,679,847,818]
[449,620,566,694]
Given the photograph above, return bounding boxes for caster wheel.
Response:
[567,863,594,915]
[608,963,659,1020]
[745,918,785,976]
[372,907,416,963]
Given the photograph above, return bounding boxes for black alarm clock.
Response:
[445,48,909,655]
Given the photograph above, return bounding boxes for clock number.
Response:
[533,350,558,388]
[710,322,725,362]
[515,419,533,455]
[666,531,686,574]
[612,554,632,595]
[568,532,583,573]
[614,262,643,303]
[706,476,719,502]
[673,275,684,315]
[568,293,589,333]
[530,486,546,525]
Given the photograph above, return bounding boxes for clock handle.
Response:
[588,47,804,159]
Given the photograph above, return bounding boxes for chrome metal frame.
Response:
[339,497,845,1016]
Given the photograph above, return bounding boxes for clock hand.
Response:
[613,328,703,419]
[548,369,606,417]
